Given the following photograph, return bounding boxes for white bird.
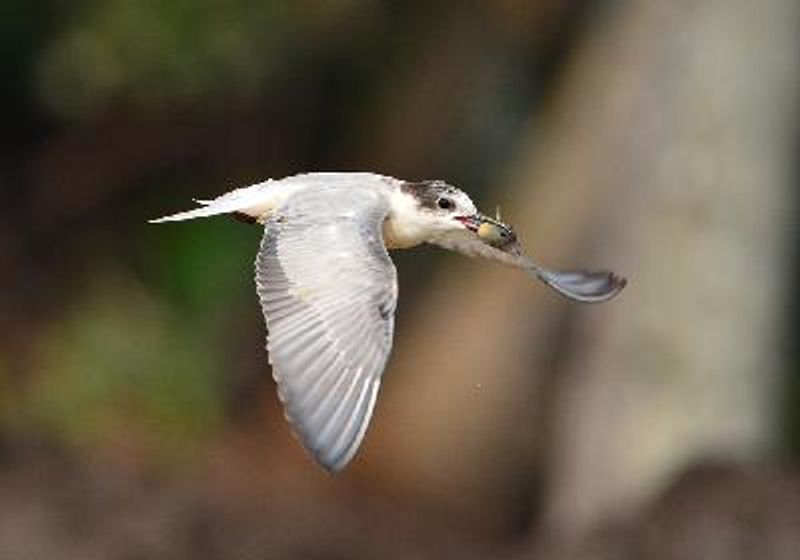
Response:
[151,172,625,472]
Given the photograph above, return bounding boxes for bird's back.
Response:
[149,172,397,224]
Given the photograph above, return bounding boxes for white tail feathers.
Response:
[149,204,236,223]
[149,182,276,224]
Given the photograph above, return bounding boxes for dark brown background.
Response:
[2,1,799,558]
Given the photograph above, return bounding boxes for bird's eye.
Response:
[437,197,454,210]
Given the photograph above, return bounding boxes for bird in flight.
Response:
[151,172,625,472]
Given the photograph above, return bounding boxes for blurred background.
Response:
[2,1,799,558]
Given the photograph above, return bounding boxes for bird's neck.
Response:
[383,189,437,249]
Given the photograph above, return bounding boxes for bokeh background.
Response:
[2,1,799,558]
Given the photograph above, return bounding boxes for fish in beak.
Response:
[456,213,519,251]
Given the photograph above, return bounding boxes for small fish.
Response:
[476,213,519,251]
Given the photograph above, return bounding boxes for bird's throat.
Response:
[382,215,426,249]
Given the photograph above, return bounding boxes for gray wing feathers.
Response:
[255,186,397,471]
[433,234,626,303]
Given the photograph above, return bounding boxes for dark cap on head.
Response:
[401,180,462,210]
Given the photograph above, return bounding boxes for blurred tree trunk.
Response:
[370,0,800,542]
[539,0,799,541]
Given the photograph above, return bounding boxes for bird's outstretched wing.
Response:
[433,232,626,303]
[255,186,397,472]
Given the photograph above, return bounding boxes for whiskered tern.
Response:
[151,172,625,472]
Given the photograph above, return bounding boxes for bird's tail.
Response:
[148,183,270,224]
[148,201,229,223]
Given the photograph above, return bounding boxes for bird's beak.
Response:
[456,212,520,252]
[454,214,482,232]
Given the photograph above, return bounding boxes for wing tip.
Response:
[537,268,628,303]
[316,454,348,474]
[276,377,380,474]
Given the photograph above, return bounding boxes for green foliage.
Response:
[35,0,292,119]
[144,215,259,314]
[15,272,227,459]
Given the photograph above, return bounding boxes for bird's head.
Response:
[400,180,480,235]
[387,179,515,251]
